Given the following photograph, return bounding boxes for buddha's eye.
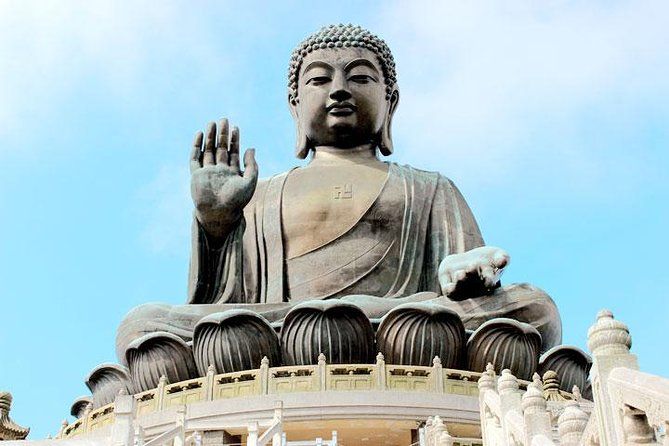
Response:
[306,76,331,86]
[348,74,376,84]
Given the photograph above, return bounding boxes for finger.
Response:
[203,122,216,166]
[229,126,240,173]
[216,118,229,165]
[190,131,203,173]
[452,269,467,283]
[442,282,456,296]
[242,148,258,181]
[492,250,510,269]
[478,265,499,288]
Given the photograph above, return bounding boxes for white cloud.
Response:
[375,1,669,195]
[0,0,227,146]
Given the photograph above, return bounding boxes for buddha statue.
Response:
[115,24,564,390]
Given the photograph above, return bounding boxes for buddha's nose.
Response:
[329,74,352,102]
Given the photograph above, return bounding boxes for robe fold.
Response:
[187,163,484,305]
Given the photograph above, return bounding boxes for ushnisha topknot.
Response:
[288,24,397,104]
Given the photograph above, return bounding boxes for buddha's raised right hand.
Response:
[190,119,258,239]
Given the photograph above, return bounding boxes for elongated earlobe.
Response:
[289,96,310,159]
[295,125,310,159]
[378,89,399,157]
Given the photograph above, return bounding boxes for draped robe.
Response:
[116,163,562,362]
[188,163,484,304]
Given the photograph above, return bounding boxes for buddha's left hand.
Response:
[438,246,510,300]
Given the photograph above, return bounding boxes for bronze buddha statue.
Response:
[115,24,565,391]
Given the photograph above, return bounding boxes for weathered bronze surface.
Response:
[115,25,563,383]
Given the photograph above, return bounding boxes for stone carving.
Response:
[69,396,92,419]
[558,400,590,445]
[538,345,592,393]
[587,309,632,356]
[541,370,566,401]
[0,392,29,441]
[280,301,374,365]
[466,318,542,380]
[85,363,134,408]
[114,24,562,378]
[125,332,198,392]
[193,310,281,374]
[376,303,465,367]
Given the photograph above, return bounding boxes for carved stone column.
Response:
[587,309,639,446]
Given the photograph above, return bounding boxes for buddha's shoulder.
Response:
[390,163,455,186]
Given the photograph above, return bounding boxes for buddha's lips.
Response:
[327,102,357,115]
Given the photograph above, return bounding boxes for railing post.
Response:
[318,353,327,391]
[133,425,145,446]
[558,400,590,446]
[206,365,215,401]
[260,356,270,395]
[111,392,136,446]
[477,363,496,446]
[432,356,444,393]
[375,352,386,390]
[587,309,638,446]
[82,403,92,434]
[247,421,259,446]
[272,401,283,446]
[174,405,186,446]
[57,420,68,439]
[521,375,552,445]
[157,375,167,411]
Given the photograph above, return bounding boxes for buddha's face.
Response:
[292,47,396,149]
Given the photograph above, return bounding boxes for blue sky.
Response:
[1,0,667,438]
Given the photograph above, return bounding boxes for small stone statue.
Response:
[115,25,562,389]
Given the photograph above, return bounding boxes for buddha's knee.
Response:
[116,302,178,363]
[455,283,562,352]
[499,283,562,351]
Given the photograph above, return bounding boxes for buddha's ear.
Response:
[289,95,310,159]
[379,88,399,156]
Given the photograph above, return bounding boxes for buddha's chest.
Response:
[281,165,390,259]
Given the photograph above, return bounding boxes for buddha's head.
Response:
[288,24,399,159]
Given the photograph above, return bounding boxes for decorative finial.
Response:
[433,356,442,366]
[498,369,519,394]
[158,375,167,385]
[542,370,564,401]
[572,385,582,401]
[318,353,327,364]
[478,363,497,391]
[532,372,542,388]
[558,400,590,442]
[261,356,269,367]
[376,352,385,362]
[522,377,547,413]
[61,419,69,427]
[587,308,632,355]
[118,388,128,396]
[207,364,215,374]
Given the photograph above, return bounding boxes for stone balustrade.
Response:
[60,353,486,439]
[58,310,669,446]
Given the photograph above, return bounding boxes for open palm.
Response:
[190,118,258,239]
